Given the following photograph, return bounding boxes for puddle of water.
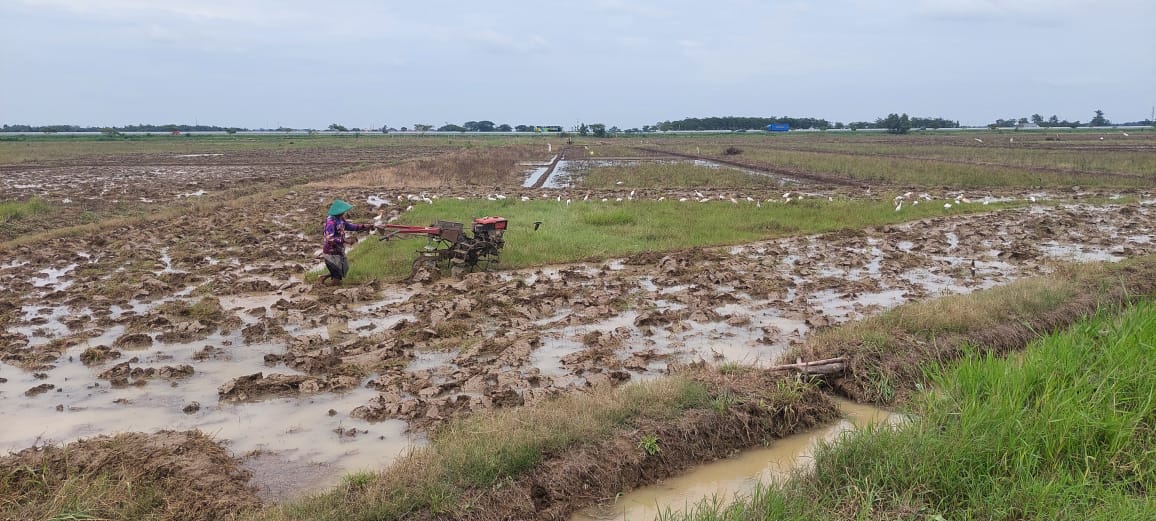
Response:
[33,263,77,290]
[1039,244,1123,263]
[0,291,425,502]
[522,165,551,188]
[572,400,899,521]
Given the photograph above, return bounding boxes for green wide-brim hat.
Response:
[328,199,353,216]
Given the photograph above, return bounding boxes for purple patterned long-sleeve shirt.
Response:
[323,215,371,255]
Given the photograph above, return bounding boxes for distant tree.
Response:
[590,123,606,137]
[496,124,512,132]
[1048,115,1060,126]
[1031,114,1044,125]
[438,124,466,132]
[328,123,348,132]
[514,124,533,132]
[413,124,433,132]
[609,126,621,134]
[225,128,238,134]
[877,113,911,134]
[1090,110,1109,127]
[462,120,495,132]
[578,123,589,136]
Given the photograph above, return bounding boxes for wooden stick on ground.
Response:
[766,356,847,375]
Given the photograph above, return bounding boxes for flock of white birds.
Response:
[363,188,1042,216]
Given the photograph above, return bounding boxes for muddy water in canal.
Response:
[572,400,899,521]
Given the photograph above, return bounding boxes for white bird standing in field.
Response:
[694,190,705,198]
[729,197,738,204]
[601,197,608,202]
[495,194,506,200]
[629,190,635,200]
[1122,132,1129,137]
[521,195,530,202]
[679,197,689,202]
[616,181,625,185]
[746,196,755,202]
[566,199,572,206]
[756,200,762,208]
[895,201,903,212]
[974,138,983,143]
[658,196,666,201]
[944,203,952,209]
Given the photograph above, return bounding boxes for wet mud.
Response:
[2,149,1154,510]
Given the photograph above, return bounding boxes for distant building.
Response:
[766,123,790,132]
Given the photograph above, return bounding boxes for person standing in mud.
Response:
[320,199,377,286]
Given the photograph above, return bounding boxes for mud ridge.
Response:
[410,368,837,521]
[0,430,260,521]
[797,257,1156,404]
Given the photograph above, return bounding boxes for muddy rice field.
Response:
[2,137,1155,516]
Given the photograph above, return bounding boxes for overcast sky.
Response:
[2,0,1153,129]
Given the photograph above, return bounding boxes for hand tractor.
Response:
[379,216,508,274]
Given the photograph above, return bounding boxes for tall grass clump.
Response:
[664,302,1156,520]
[0,198,50,222]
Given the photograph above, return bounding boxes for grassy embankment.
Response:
[664,300,1156,520]
[344,196,1020,281]
[241,372,833,521]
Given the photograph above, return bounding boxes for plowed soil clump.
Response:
[0,430,260,521]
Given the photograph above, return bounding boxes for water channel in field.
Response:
[572,400,901,521]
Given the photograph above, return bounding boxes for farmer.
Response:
[320,199,377,286]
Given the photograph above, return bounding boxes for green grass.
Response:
[345,197,1020,281]
[664,301,1156,520]
[0,198,50,222]
[576,160,787,189]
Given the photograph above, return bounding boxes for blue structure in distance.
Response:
[766,123,790,132]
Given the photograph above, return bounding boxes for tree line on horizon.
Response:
[3,110,1152,135]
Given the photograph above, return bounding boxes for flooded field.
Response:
[3,192,1152,500]
[2,135,1154,519]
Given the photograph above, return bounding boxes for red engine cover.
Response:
[474,216,507,230]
